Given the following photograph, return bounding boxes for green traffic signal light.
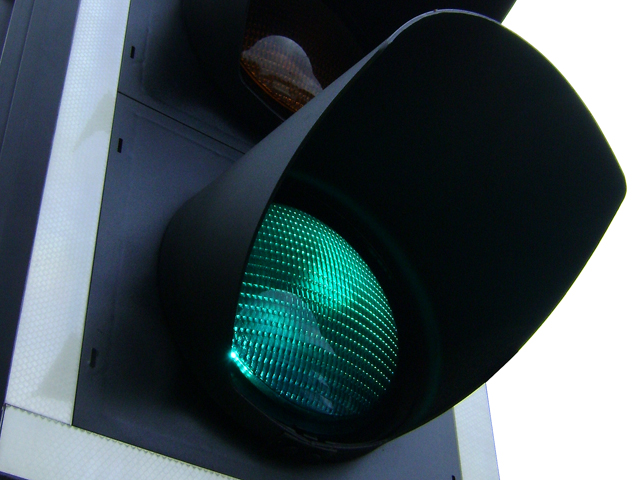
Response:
[231,203,398,418]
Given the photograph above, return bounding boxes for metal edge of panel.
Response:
[3,0,130,422]
[0,405,234,480]
[453,384,501,480]
[0,0,81,408]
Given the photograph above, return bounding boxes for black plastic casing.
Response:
[159,11,626,460]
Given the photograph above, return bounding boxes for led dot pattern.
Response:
[232,204,398,418]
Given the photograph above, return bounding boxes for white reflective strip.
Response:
[454,384,500,480]
[0,405,235,480]
[5,0,131,423]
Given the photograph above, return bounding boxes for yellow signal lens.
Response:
[240,0,363,113]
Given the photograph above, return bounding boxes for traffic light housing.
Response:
[159,10,625,460]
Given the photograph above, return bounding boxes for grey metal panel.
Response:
[117,0,257,152]
[72,91,240,440]
[0,0,13,57]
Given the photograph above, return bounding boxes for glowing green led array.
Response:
[232,204,398,417]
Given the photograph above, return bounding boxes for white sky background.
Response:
[487,1,640,479]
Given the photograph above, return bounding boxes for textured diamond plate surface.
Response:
[5,0,131,423]
[0,405,234,480]
[454,384,500,480]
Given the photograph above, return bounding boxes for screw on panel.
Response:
[89,348,98,368]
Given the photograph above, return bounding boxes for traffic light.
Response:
[0,0,626,478]
[159,7,625,462]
